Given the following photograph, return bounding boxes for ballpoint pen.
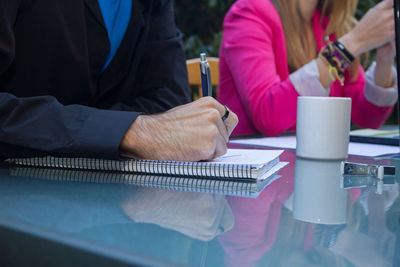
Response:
[199,53,212,97]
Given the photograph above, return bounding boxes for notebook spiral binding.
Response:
[8,167,266,196]
[7,156,258,179]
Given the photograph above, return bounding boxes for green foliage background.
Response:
[173,0,381,59]
[173,0,397,122]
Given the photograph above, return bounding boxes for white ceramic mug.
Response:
[296,96,351,160]
[293,158,347,225]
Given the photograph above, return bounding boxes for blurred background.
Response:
[173,0,380,58]
[173,0,397,124]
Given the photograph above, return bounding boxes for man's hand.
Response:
[119,97,239,161]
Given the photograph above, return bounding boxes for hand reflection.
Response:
[121,188,234,241]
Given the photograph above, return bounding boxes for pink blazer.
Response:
[217,0,393,136]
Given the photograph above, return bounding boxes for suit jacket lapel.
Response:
[95,0,147,100]
[83,0,106,30]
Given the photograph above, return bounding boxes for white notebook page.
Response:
[210,149,283,166]
[229,136,400,157]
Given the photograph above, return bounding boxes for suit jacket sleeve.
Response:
[0,1,137,159]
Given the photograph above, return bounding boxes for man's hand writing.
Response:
[119,97,238,161]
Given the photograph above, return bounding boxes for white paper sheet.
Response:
[212,149,283,166]
[229,136,400,157]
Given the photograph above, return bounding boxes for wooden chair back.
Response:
[186,57,219,98]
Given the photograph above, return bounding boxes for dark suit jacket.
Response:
[0,0,191,159]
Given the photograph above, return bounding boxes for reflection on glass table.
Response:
[217,153,399,267]
[294,158,347,224]
[0,167,234,266]
[0,149,399,267]
[0,162,286,266]
[121,188,234,241]
[291,158,399,267]
[5,166,277,198]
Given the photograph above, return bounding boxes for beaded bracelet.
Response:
[319,37,354,86]
[334,41,355,63]
[319,52,344,85]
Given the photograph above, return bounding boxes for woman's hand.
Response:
[340,0,394,57]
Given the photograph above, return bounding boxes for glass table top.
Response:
[0,148,399,266]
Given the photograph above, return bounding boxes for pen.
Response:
[200,53,212,97]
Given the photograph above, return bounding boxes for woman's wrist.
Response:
[374,61,394,88]
[376,56,394,65]
[338,32,364,58]
[376,45,396,64]
[375,57,394,68]
[374,42,396,87]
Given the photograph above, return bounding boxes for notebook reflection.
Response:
[1,166,237,242]
[5,166,279,198]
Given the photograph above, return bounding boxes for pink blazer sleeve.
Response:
[221,1,299,136]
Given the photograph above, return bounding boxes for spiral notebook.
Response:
[4,149,285,181]
[4,166,285,197]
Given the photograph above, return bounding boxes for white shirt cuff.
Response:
[289,60,329,96]
[364,61,398,107]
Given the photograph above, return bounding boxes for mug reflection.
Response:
[294,158,347,225]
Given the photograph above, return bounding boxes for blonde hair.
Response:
[272,0,359,76]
